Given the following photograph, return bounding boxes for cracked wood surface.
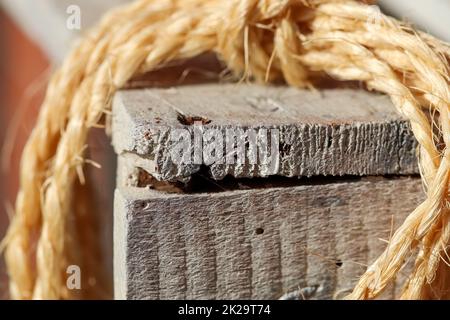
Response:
[112,84,418,182]
[112,84,423,300]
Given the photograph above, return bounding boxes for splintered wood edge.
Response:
[112,84,418,182]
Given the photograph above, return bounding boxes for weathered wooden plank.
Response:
[112,84,418,183]
[114,157,424,300]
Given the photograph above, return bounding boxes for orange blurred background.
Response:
[0,8,50,298]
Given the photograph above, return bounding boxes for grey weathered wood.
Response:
[112,84,418,182]
[114,157,423,300]
[112,85,423,300]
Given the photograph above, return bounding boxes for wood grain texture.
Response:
[114,160,424,300]
[112,85,418,182]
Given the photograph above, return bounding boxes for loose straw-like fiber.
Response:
[3,0,450,299]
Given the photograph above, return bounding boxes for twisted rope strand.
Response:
[3,0,449,299]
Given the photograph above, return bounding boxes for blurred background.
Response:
[0,0,449,299]
[0,0,128,298]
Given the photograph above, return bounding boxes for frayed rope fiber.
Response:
[2,0,450,299]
